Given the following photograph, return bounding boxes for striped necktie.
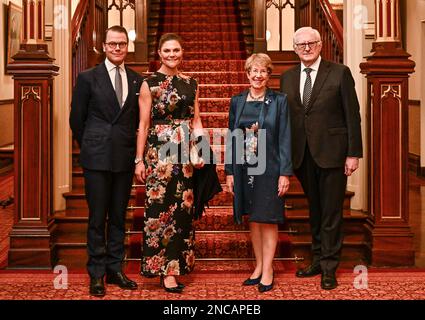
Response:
[303,67,313,113]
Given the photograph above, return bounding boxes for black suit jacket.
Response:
[70,62,144,172]
[280,59,363,169]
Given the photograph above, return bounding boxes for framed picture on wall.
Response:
[6,2,23,73]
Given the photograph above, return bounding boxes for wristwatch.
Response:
[134,157,143,165]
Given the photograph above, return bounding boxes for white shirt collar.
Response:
[301,55,322,72]
[105,58,125,72]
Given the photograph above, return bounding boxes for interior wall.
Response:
[0,0,22,149]
[0,102,13,147]
[0,0,22,100]
[405,0,425,165]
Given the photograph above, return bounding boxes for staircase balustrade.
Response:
[71,0,107,87]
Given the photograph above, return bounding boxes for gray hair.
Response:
[293,27,322,44]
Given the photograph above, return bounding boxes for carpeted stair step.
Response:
[160,22,240,32]
[189,73,248,85]
[199,84,250,98]
[178,51,246,60]
[199,98,231,112]
[127,232,292,259]
[200,112,228,127]
[181,60,246,72]
[63,187,354,217]
[178,41,247,52]
[159,8,238,16]
[155,14,241,24]
[161,0,236,4]
[71,165,304,193]
[54,208,366,243]
[169,31,244,42]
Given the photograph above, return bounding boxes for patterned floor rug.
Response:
[1,261,425,300]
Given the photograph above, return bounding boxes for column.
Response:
[253,0,266,53]
[134,0,148,62]
[7,0,59,268]
[52,0,72,211]
[360,0,415,266]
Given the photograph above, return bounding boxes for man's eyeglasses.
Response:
[105,42,128,49]
[294,41,321,50]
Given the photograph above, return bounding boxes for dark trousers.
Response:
[295,145,347,274]
[83,169,134,278]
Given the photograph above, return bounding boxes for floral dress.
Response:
[141,72,197,276]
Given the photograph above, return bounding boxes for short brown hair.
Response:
[104,25,129,43]
[245,53,273,74]
[158,33,184,50]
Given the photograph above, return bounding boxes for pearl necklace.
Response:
[248,90,265,101]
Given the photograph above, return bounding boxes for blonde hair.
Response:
[244,53,273,74]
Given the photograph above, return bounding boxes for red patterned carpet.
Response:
[1,261,425,300]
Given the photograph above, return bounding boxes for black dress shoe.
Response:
[89,277,105,297]
[295,264,322,278]
[321,273,338,290]
[242,275,262,286]
[160,276,183,294]
[106,272,138,290]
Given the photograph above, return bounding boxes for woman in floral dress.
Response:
[135,33,204,293]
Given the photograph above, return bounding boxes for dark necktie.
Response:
[303,67,313,112]
[115,66,123,107]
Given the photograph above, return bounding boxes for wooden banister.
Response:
[71,0,107,87]
[71,0,89,47]
[318,0,343,50]
[298,0,343,64]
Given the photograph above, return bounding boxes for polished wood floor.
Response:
[0,169,425,267]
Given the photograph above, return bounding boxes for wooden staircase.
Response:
[58,0,368,268]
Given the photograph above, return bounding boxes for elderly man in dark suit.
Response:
[280,27,363,290]
[70,25,144,297]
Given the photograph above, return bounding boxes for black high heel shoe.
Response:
[258,274,274,293]
[242,274,262,286]
[160,275,183,293]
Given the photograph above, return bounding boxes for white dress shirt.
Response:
[105,58,128,107]
[299,55,322,99]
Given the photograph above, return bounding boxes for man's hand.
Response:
[345,157,359,176]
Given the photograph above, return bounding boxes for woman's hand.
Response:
[226,175,234,196]
[278,176,290,197]
[192,160,205,169]
[135,162,146,183]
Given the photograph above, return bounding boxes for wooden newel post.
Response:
[135,0,149,62]
[7,0,59,269]
[252,0,266,53]
[360,0,415,266]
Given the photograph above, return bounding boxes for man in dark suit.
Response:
[70,25,143,297]
[280,27,363,290]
